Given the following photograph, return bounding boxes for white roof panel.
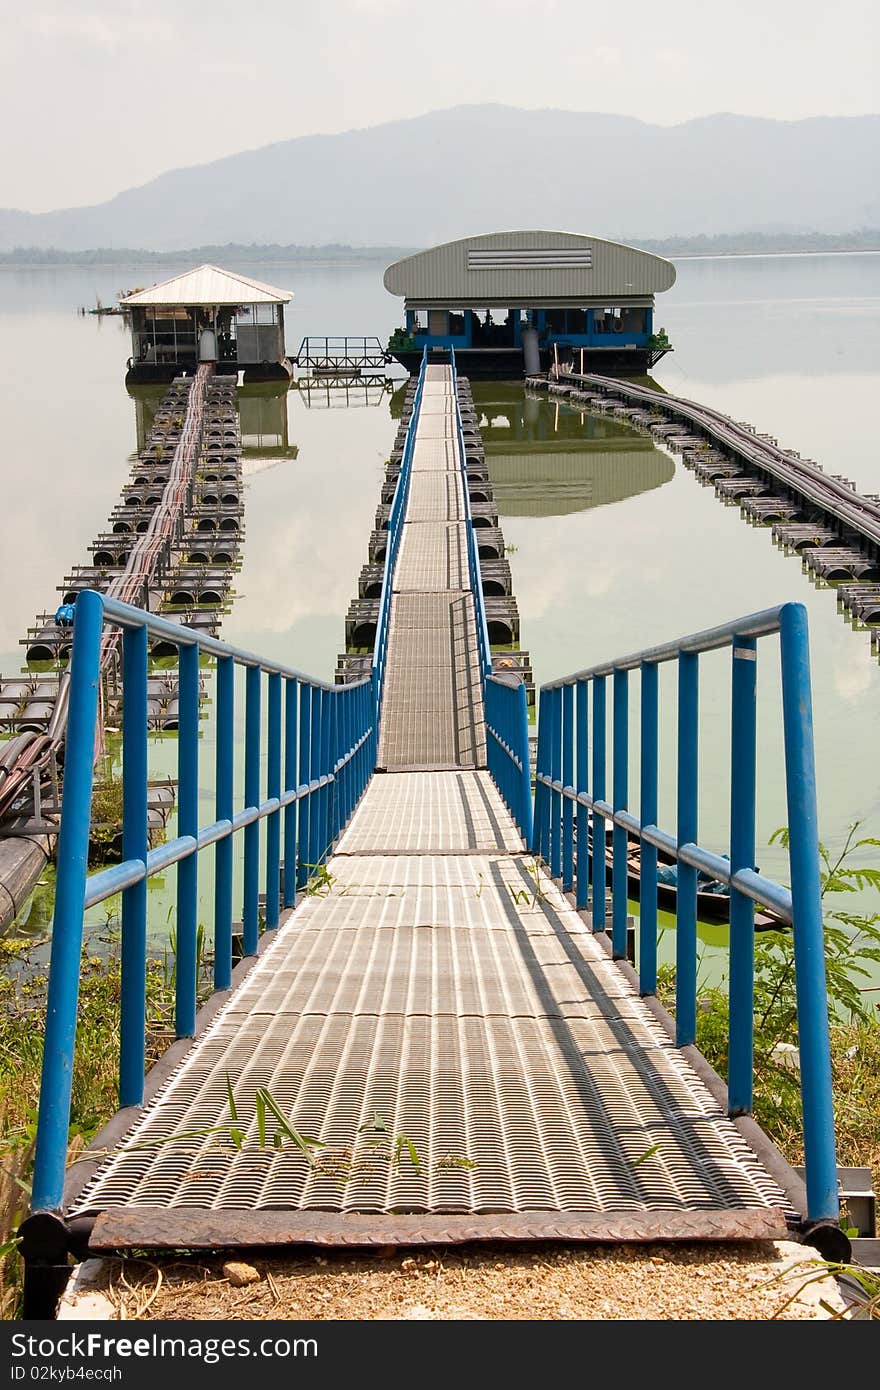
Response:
[121,264,292,307]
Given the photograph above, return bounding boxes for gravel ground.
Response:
[76,1241,845,1321]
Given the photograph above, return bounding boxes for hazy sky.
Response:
[2,0,877,212]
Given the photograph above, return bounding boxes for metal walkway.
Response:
[65,370,791,1246]
[73,768,786,1247]
[377,365,486,771]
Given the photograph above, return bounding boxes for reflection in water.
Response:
[293,376,397,410]
[238,383,297,460]
[473,382,673,518]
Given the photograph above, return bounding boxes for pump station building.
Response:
[384,231,675,377]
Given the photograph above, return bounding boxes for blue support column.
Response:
[612,668,629,960]
[549,687,562,880]
[120,623,148,1105]
[532,690,549,858]
[283,678,298,909]
[728,637,757,1114]
[175,641,199,1037]
[265,671,281,930]
[591,676,607,932]
[676,651,699,1046]
[561,683,574,892]
[243,664,261,956]
[639,661,659,995]
[213,654,234,989]
[297,684,311,890]
[517,681,533,848]
[575,679,589,911]
[31,589,103,1213]
[308,687,322,873]
[779,603,838,1224]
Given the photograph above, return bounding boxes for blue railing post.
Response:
[575,678,589,911]
[728,636,757,1114]
[120,623,148,1107]
[283,678,298,910]
[243,664,261,955]
[214,654,234,989]
[676,651,699,1046]
[265,671,282,929]
[549,687,562,879]
[532,689,549,858]
[31,588,104,1213]
[612,668,629,960]
[638,660,659,994]
[308,687,323,871]
[517,680,533,848]
[779,603,839,1224]
[175,640,200,1037]
[591,675,607,932]
[561,683,574,892]
[297,684,311,890]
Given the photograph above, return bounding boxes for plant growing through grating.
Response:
[95,1087,476,1189]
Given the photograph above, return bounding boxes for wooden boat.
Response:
[587,826,787,930]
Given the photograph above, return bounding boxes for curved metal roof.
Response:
[384,231,675,303]
[121,264,292,307]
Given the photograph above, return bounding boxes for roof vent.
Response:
[467,247,592,271]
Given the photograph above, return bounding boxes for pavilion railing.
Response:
[532,602,838,1228]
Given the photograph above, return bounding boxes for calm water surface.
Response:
[1,254,878,965]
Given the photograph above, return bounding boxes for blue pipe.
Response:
[676,651,699,1046]
[120,623,148,1106]
[175,640,200,1037]
[779,603,838,1224]
[243,664,261,956]
[31,589,104,1213]
[639,661,659,994]
[728,636,757,1114]
[213,655,234,990]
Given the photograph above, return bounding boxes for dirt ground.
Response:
[74,1240,846,1321]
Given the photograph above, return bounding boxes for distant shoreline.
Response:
[1,239,879,271]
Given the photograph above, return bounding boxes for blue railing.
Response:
[484,675,533,844]
[532,602,837,1226]
[450,348,532,841]
[450,349,492,683]
[371,349,427,722]
[31,590,375,1214]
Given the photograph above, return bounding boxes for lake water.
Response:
[1,252,878,966]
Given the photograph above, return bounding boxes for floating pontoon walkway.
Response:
[64,364,792,1254]
[377,365,486,770]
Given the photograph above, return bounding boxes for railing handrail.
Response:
[450,348,492,682]
[31,589,375,1214]
[542,604,790,686]
[532,600,839,1230]
[98,594,362,688]
[371,349,428,718]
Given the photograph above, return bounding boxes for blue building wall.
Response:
[405,306,654,353]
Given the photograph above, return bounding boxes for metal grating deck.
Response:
[378,365,486,771]
[72,775,787,1246]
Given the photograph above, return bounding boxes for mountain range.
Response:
[2,105,878,252]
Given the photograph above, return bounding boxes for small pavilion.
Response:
[384,231,675,377]
[121,265,293,383]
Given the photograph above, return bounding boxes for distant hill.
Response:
[1,106,878,252]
